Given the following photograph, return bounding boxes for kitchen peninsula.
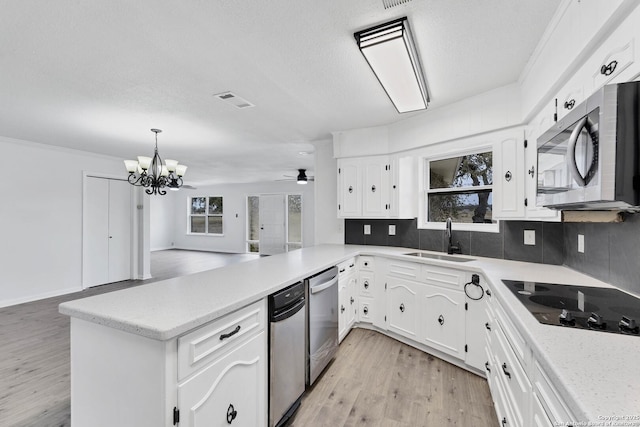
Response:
[60,244,640,427]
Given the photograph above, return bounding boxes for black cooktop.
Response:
[502,280,640,337]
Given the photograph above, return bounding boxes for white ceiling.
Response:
[0,0,559,185]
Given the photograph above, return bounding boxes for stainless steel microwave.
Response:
[536,81,640,210]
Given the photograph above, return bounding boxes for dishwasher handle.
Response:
[310,275,338,294]
[272,298,305,322]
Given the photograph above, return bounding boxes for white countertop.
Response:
[59,244,640,423]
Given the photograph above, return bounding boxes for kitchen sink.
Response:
[403,252,475,262]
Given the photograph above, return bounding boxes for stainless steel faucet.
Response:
[446,217,462,255]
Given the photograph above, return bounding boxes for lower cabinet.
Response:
[338,258,358,342]
[177,331,266,426]
[386,278,419,340]
[419,284,465,359]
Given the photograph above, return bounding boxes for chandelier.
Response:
[123,129,187,195]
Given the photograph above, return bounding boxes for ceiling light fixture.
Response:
[354,17,429,113]
[123,129,187,195]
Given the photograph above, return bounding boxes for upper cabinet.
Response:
[492,129,559,221]
[337,155,416,219]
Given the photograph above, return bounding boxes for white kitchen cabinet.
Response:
[176,299,268,427]
[531,392,554,427]
[338,258,357,342]
[419,283,465,360]
[357,256,375,324]
[492,131,526,219]
[386,277,420,340]
[532,361,577,427]
[177,331,266,427]
[464,273,491,373]
[68,299,267,427]
[337,158,362,217]
[337,155,415,219]
[362,156,390,217]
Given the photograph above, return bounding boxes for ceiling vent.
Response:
[382,0,412,9]
[214,92,255,109]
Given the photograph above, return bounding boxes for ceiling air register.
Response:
[354,17,429,113]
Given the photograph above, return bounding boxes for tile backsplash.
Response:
[345,215,640,296]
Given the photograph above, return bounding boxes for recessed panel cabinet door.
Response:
[337,159,361,217]
[386,279,418,340]
[420,284,465,360]
[362,159,389,217]
[178,332,266,427]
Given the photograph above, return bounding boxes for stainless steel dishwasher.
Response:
[269,281,306,427]
[305,266,339,386]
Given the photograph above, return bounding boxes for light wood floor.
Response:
[0,250,258,427]
[290,328,498,427]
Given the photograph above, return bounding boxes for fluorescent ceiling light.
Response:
[355,17,429,113]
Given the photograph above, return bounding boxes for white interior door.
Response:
[83,177,132,287]
[259,194,286,256]
[107,180,131,283]
[84,177,110,287]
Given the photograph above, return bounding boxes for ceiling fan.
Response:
[281,169,315,185]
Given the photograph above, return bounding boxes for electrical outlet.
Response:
[578,234,585,253]
[524,230,536,246]
[364,224,371,235]
[389,225,396,235]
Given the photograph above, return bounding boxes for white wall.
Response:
[170,181,315,253]
[313,138,343,244]
[0,136,130,307]
[150,191,178,251]
[333,83,522,158]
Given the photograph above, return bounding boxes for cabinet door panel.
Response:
[420,285,465,359]
[494,135,525,218]
[386,279,418,339]
[338,160,361,217]
[178,332,265,427]
[362,160,388,217]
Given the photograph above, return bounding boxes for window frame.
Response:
[419,147,499,233]
[187,196,224,236]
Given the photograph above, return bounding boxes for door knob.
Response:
[399,303,405,313]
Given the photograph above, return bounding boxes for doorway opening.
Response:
[247,194,302,255]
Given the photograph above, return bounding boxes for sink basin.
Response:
[403,252,474,262]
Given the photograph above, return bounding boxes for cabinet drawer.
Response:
[359,272,374,297]
[533,361,575,425]
[178,299,266,381]
[386,260,420,280]
[493,326,530,427]
[494,299,528,368]
[359,297,373,323]
[359,256,375,271]
[420,264,465,290]
[338,258,357,278]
